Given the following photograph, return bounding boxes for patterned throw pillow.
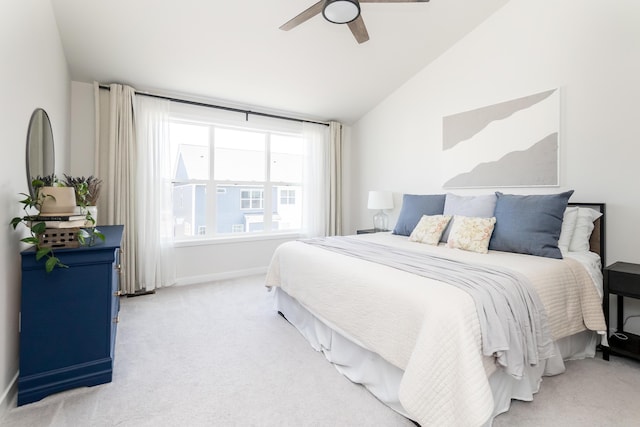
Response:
[408,215,452,245]
[447,215,497,254]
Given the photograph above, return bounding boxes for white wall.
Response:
[349,0,640,329]
[174,236,296,285]
[69,81,95,177]
[0,0,71,413]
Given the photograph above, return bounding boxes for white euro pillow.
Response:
[558,206,579,252]
[568,207,603,252]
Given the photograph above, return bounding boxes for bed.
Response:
[265,192,607,427]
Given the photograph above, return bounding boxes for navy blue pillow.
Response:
[488,190,574,259]
[392,194,446,236]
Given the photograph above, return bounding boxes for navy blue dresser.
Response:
[18,225,124,406]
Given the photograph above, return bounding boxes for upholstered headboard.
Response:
[569,202,606,266]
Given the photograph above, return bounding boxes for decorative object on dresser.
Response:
[11,173,105,272]
[38,185,76,214]
[18,225,124,406]
[367,190,393,231]
[63,174,103,206]
[603,261,640,361]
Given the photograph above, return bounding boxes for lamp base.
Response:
[373,210,388,232]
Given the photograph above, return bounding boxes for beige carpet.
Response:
[2,275,640,426]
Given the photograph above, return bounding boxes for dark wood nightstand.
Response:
[603,261,640,361]
[356,228,389,234]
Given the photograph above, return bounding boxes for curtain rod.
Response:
[98,84,330,127]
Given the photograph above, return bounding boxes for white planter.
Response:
[38,186,76,215]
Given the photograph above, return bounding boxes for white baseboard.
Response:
[0,371,18,418]
[174,267,268,287]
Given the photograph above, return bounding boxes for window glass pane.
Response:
[217,185,265,234]
[274,186,302,231]
[271,134,303,183]
[170,122,210,181]
[172,183,207,238]
[214,128,265,181]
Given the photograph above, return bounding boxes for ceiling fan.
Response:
[280,0,430,44]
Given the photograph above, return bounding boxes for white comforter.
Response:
[265,232,606,427]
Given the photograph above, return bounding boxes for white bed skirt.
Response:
[273,287,598,426]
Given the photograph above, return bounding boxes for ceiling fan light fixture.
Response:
[322,0,360,24]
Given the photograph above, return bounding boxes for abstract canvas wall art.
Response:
[442,88,559,188]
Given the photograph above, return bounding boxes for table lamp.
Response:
[367,191,393,231]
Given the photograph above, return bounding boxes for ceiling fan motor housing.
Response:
[323,0,361,24]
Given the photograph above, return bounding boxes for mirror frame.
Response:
[26,108,55,198]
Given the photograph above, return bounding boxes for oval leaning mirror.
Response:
[26,108,55,198]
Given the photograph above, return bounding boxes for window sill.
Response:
[174,231,304,248]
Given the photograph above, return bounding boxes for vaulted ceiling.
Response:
[51,0,509,124]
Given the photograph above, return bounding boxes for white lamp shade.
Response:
[367,191,394,210]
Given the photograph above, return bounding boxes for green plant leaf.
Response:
[36,247,51,261]
[10,217,23,229]
[21,237,40,245]
[31,222,47,234]
[94,231,106,241]
[45,256,58,273]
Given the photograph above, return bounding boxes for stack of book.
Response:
[29,214,87,229]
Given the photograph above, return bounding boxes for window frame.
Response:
[170,118,305,242]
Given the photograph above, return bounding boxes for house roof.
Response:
[51,0,509,124]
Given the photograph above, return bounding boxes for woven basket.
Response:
[38,228,80,249]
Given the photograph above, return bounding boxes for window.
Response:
[170,117,307,240]
[240,189,264,210]
[280,189,296,205]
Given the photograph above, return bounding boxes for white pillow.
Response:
[446,215,496,254]
[409,215,452,245]
[568,207,603,252]
[558,206,579,252]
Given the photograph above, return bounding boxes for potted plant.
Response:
[63,174,102,222]
[10,177,104,273]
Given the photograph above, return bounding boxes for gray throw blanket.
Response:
[301,236,555,379]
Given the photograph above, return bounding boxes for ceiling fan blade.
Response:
[347,15,370,44]
[280,1,325,31]
[359,0,429,3]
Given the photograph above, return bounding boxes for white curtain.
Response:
[302,120,342,237]
[95,83,176,294]
[133,96,176,290]
[94,83,137,294]
[328,121,343,236]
